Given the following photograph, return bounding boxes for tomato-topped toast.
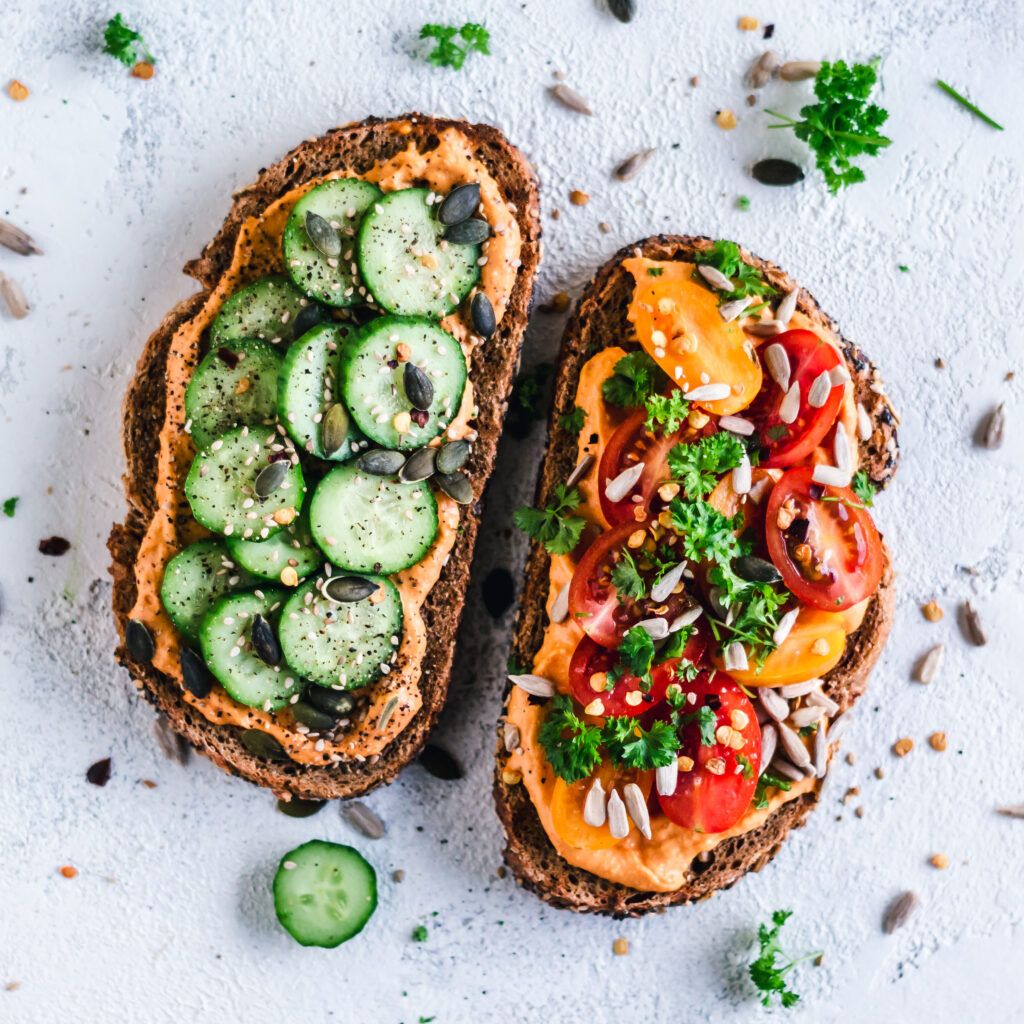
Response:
[497,236,898,914]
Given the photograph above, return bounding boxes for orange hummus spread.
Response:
[129,126,522,765]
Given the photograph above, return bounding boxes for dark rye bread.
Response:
[495,235,899,916]
[108,115,541,800]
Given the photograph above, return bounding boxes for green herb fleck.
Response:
[897,264,909,273]
[514,484,586,556]
[647,267,664,276]
[736,752,755,779]
[419,22,491,70]
[411,924,429,942]
[936,79,1004,131]
[852,469,876,507]
[602,351,668,409]
[559,406,586,436]
[694,240,777,303]
[3,497,18,518]
[748,910,821,1009]
[103,14,154,67]
[737,195,751,210]
[754,770,793,809]
[678,704,717,747]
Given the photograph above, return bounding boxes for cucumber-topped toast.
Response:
[110,116,540,799]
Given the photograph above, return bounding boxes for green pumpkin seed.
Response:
[180,646,213,698]
[306,686,356,717]
[239,729,286,759]
[444,218,490,246]
[250,613,283,666]
[399,446,437,483]
[276,797,327,818]
[290,700,338,732]
[323,576,379,603]
[356,448,406,476]
[435,439,470,475]
[733,555,783,584]
[751,159,805,187]
[470,291,496,339]
[435,471,473,505]
[126,619,155,663]
[322,402,350,456]
[437,182,481,226]
[254,459,289,498]
[403,362,434,411]
[305,210,342,257]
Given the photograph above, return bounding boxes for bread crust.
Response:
[493,235,899,916]
[108,115,541,800]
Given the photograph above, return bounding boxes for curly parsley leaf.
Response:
[602,351,667,409]
[714,580,790,665]
[419,22,491,70]
[748,910,821,1009]
[852,469,876,507]
[559,406,586,436]
[659,623,694,662]
[538,695,603,783]
[103,13,154,67]
[644,390,690,434]
[668,498,745,566]
[2,497,18,518]
[514,484,586,556]
[668,432,746,500]
[766,60,891,193]
[411,924,429,942]
[693,240,777,303]
[754,770,793,809]
[617,624,656,678]
[609,548,646,602]
[602,716,679,769]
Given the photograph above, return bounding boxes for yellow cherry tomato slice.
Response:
[623,257,762,416]
[550,763,653,851]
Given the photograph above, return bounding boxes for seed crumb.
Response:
[842,786,860,804]
[738,16,760,30]
[6,79,29,101]
[131,61,155,80]
[392,869,406,883]
[569,189,590,207]
[934,357,946,369]
[921,600,944,622]
[59,865,78,879]
[612,937,630,956]
[930,853,949,870]
[893,737,914,758]
[501,768,522,786]
[746,93,758,107]
[496,865,506,879]
[4,982,20,992]
[714,109,738,130]
[541,291,571,314]
[550,208,561,220]
[874,766,885,779]
[855,806,866,819]
[598,221,611,234]
[845,752,856,765]
[928,731,947,752]
[140,779,158,789]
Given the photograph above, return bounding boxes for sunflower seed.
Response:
[357,448,406,475]
[829,365,851,386]
[305,211,342,257]
[0,219,42,256]
[813,719,830,777]
[342,800,385,839]
[827,712,851,744]
[771,757,807,782]
[719,414,755,435]
[747,49,782,89]
[656,760,678,796]
[882,891,919,934]
[254,459,289,498]
[962,601,987,646]
[773,608,799,645]
[613,148,656,181]
[724,642,749,671]
[399,446,437,483]
[377,696,399,731]
[764,343,791,391]
[734,555,782,584]
[807,369,832,408]
[503,719,521,752]
[324,576,379,603]
[436,439,470,475]
[779,60,822,82]
[806,690,840,715]
[746,319,785,337]
[834,420,853,475]
[251,614,282,666]
[772,288,798,326]
[778,381,801,424]
[583,777,608,826]
[435,471,473,505]
[509,673,555,698]
[811,463,851,488]
[549,82,594,115]
[126,619,155,663]
[607,788,630,838]
[857,402,873,441]
[997,805,1024,819]
[608,0,636,23]
[670,605,703,631]
[239,728,285,760]
[759,723,778,773]
[777,720,812,770]
[719,296,753,322]
[437,182,481,226]
[651,561,687,603]
[685,382,731,402]
[444,218,490,246]
[403,362,434,411]
[181,646,214,698]
[419,744,463,780]
[604,461,645,502]
[732,452,752,495]
[565,453,595,490]
[697,264,734,292]
[154,716,191,765]
[622,782,652,839]
[470,291,496,338]
[635,617,669,640]
[778,679,822,699]
[0,273,29,319]
[789,704,825,729]
[981,403,1005,449]
[751,158,805,186]
[321,402,350,456]
[550,580,571,624]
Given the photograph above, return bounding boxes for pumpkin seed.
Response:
[435,471,473,505]
[180,646,214,698]
[304,210,342,257]
[752,158,806,186]
[290,699,338,731]
[126,619,155,663]
[254,459,289,498]
[882,891,919,934]
[419,744,464,780]
[399,446,437,483]
[357,448,406,476]
[444,218,490,245]
[779,60,822,82]
[250,613,282,666]
[86,757,112,786]
[403,362,434,411]
[734,555,783,583]
[437,182,481,226]
[293,301,325,336]
[323,575,379,603]
[613,148,656,182]
[0,218,42,256]
[470,291,496,338]
[239,729,286,759]
[306,686,356,716]
[321,403,350,456]
[342,800,385,839]
[549,83,593,115]
[435,439,470,474]
[608,0,636,22]
[276,797,326,818]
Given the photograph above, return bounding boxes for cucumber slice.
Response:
[309,464,438,574]
[282,179,382,307]
[225,508,322,582]
[159,538,256,643]
[278,323,364,461]
[199,588,299,710]
[357,188,480,318]
[278,575,402,690]
[184,338,283,450]
[340,315,466,450]
[210,274,323,347]
[273,840,377,948]
[184,426,306,539]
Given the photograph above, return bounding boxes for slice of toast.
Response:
[108,114,541,800]
[494,234,899,916]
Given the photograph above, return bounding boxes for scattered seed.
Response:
[419,744,464,780]
[607,0,636,23]
[509,673,555,698]
[921,600,944,622]
[565,453,595,490]
[435,471,472,505]
[357,448,406,476]
[549,82,593,115]
[751,158,805,187]
[306,687,355,717]
[125,619,155,663]
[86,757,112,786]
[323,576,379,603]
[613,148,656,182]
[399,446,437,483]
[747,50,782,89]
[779,60,822,82]
[0,272,29,319]
[961,601,987,646]
[996,805,1024,819]
[239,729,285,760]
[254,459,289,498]
[393,869,406,882]
[778,381,801,424]
[276,797,326,818]
[928,731,947,752]
[733,555,782,584]
[811,464,851,488]
[59,865,78,879]
[882,891,919,933]
[764,342,791,391]
[444,218,490,245]
[250,614,282,666]
[605,460,646,502]
[930,853,949,869]
[893,737,914,757]
[6,79,29,101]
[0,218,42,256]
[979,403,1005,449]
[435,439,470,475]
[342,800,385,839]
[437,183,481,226]
[321,403,350,456]
[470,291,497,338]
[503,719,521,753]
[622,782,652,839]
[714,109,738,130]
[697,264,734,292]
[181,646,214,698]
[304,211,342,258]
[778,721,811,770]
[403,362,434,411]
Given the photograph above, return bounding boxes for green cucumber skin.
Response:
[224,509,322,582]
[209,274,314,347]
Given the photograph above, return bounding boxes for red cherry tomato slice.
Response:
[568,633,708,718]
[567,521,694,648]
[747,329,844,468]
[765,466,883,611]
[656,671,761,834]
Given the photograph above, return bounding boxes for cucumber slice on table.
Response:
[273,840,377,948]
[200,588,298,710]
[340,315,467,450]
[309,463,437,574]
[159,538,256,643]
[278,323,364,461]
[357,187,480,318]
[225,507,322,582]
[185,426,306,539]
[282,179,382,307]
[184,338,283,450]
[278,574,402,690]
[210,274,324,347]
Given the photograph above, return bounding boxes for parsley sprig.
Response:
[514,484,586,555]
[103,14,154,67]
[766,60,892,193]
[609,549,646,602]
[668,432,746,500]
[602,716,679,769]
[606,624,655,688]
[749,910,821,1009]
[602,351,668,409]
[694,240,777,303]
[852,469,876,507]
[644,390,689,433]
[419,22,491,70]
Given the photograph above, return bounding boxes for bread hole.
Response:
[691,851,716,875]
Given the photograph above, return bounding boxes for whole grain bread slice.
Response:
[108,114,541,800]
[494,234,899,916]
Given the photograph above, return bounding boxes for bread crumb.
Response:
[131,61,155,80]
[59,865,78,879]
[874,766,885,779]
[928,731,947,752]
[612,937,630,956]
[855,806,865,819]
[930,853,949,869]
[140,779,158,789]
[738,16,760,30]
[921,600,944,622]
[845,752,856,766]
[690,75,700,87]
[569,189,590,206]
[4,982,21,992]
[598,221,611,234]
[714,109,738,130]
[6,79,29,101]
[392,869,405,883]
[893,737,914,757]
[843,786,860,804]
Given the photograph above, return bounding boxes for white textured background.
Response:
[2,1,1023,1021]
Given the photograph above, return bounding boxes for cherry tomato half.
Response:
[656,671,761,834]
[747,329,844,467]
[765,466,883,611]
[568,521,693,648]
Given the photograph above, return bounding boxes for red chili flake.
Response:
[39,536,70,556]
[216,347,240,369]
[86,758,112,786]
[410,409,429,428]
